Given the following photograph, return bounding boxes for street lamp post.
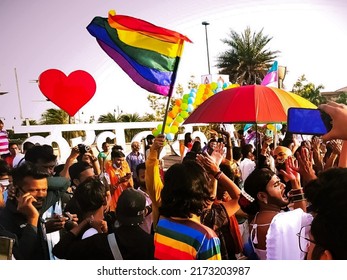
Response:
[14,68,24,120]
[202,21,211,75]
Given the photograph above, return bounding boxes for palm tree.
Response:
[40,108,85,142]
[40,109,69,124]
[216,27,279,85]
[119,113,145,141]
[98,112,123,123]
[21,119,38,125]
[119,113,142,123]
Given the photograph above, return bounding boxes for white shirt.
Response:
[12,153,25,168]
[239,158,256,182]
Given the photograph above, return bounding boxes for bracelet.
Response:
[292,194,306,202]
[293,198,307,203]
[290,189,304,195]
[214,171,223,180]
[292,193,305,199]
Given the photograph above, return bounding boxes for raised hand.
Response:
[16,192,40,226]
[295,147,317,186]
[330,139,342,155]
[279,156,300,183]
[151,134,165,156]
[210,142,225,166]
[196,152,220,175]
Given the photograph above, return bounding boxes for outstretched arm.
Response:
[145,135,165,230]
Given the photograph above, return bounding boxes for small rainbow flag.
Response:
[87,10,192,97]
[261,61,278,86]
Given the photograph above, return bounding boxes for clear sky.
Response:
[1,0,347,128]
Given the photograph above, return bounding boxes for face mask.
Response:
[0,179,10,186]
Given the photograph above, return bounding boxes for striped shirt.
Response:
[0,130,9,156]
[154,217,221,260]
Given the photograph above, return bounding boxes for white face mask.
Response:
[0,179,10,186]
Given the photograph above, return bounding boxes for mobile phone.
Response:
[287,108,332,136]
[14,186,22,198]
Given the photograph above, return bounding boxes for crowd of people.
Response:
[1,101,347,260]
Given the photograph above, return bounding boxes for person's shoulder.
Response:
[183,219,219,238]
[202,203,228,227]
[47,176,70,190]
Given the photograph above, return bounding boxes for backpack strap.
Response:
[107,233,123,260]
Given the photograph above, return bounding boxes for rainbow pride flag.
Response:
[87,10,192,97]
[261,61,278,86]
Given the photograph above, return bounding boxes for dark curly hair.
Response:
[238,168,275,216]
[159,160,212,218]
[308,167,347,259]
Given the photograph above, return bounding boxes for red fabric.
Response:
[228,214,244,254]
[109,13,192,43]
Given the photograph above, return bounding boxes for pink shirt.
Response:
[0,130,9,156]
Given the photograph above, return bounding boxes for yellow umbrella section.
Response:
[269,87,317,111]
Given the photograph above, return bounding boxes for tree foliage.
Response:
[216,27,279,85]
[40,108,70,124]
[335,92,347,105]
[291,75,326,106]
[147,94,167,120]
[98,112,122,123]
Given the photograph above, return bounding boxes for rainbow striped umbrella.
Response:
[184,85,317,124]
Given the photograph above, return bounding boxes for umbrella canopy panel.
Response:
[184,85,316,124]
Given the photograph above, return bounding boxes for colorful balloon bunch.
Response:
[152,82,238,140]
[267,123,283,131]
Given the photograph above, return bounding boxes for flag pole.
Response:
[160,40,184,135]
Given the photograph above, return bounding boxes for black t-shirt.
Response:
[52,225,154,260]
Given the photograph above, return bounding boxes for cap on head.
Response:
[116,188,146,226]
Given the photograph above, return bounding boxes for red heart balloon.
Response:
[38,69,96,116]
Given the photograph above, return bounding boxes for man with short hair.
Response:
[126,141,145,188]
[4,142,20,168]
[24,144,73,259]
[105,150,133,211]
[63,161,97,219]
[0,162,53,259]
